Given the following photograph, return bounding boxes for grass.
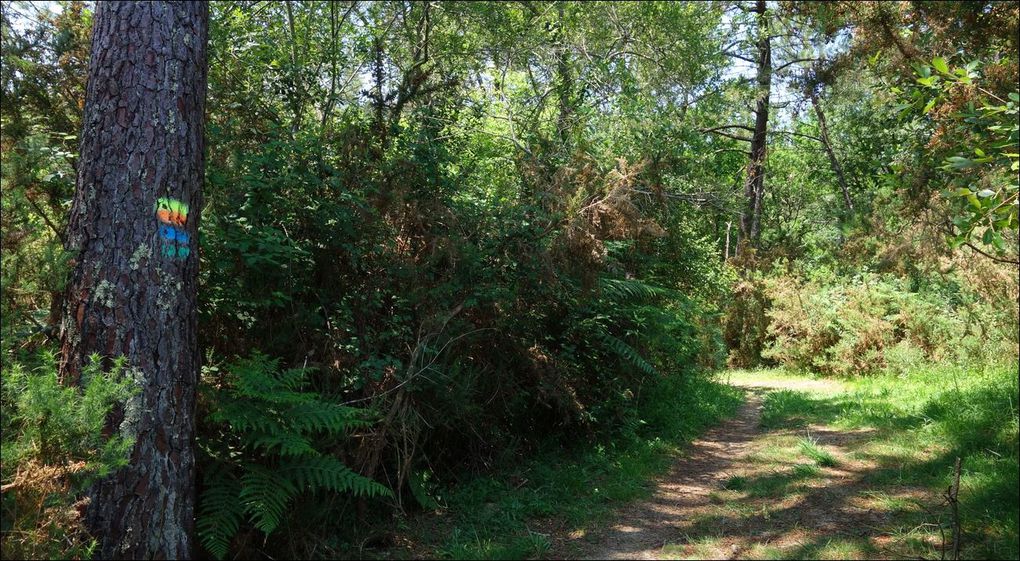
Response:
[400,362,1017,559]
[723,475,748,491]
[747,362,1020,560]
[792,463,821,477]
[405,371,743,559]
[798,437,838,467]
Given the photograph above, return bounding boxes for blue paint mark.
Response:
[160,225,189,244]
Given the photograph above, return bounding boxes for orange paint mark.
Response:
[157,209,187,226]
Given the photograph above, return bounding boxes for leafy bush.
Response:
[1,353,138,560]
[761,271,1016,376]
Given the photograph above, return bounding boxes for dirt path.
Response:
[566,375,885,560]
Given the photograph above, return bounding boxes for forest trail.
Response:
[566,374,900,560]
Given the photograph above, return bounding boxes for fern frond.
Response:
[239,465,298,534]
[598,332,659,377]
[210,400,281,433]
[197,469,244,560]
[247,431,316,456]
[598,278,673,303]
[286,401,372,434]
[279,455,392,497]
[276,366,309,390]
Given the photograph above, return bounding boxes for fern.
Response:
[248,431,316,456]
[196,468,244,560]
[598,277,673,303]
[598,332,659,377]
[197,353,389,559]
[286,400,373,433]
[239,465,298,534]
[279,455,390,497]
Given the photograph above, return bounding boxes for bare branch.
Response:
[773,57,820,74]
[702,126,754,142]
[963,242,1020,265]
[723,50,757,64]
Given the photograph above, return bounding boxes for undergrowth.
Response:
[0,352,138,560]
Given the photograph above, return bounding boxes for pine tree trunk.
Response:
[739,0,771,250]
[57,2,208,558]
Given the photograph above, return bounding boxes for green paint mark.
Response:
[154,197,188,215]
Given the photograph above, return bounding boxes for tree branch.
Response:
[702,126,754,142]
[963,242,1020,265]
[774,130,822,142]
[723,50,757,64]
[773,57,819,74]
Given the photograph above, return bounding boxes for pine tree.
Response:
[57,2,209,557]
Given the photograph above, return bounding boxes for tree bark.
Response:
[739,0,771,251]
[57,2,208,558]
[809,90,854,213]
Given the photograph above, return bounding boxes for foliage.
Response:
[761,269,1017,376]
[196,353,390,559]
[0,1,1018,559]
[895,57,1019,254]
[0,352,138,560]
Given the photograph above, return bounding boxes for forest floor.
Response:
[547,369,1016,560]
[560,372,895,560]
[395,367,1016,560]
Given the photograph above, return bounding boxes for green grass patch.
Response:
[759,390,837,430]
[723,475,748,491]
[752,363,1019,560]
[792,462,822,477]
[798,437,839,467]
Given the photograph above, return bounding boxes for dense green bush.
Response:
[0,353,137,560]
[761,269,1017,376]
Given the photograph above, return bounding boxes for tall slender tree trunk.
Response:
[58,2,208,558]
[555,1,573,146]
[739,0,771,251]
[809,90,854,212]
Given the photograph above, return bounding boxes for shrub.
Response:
[1,353,138,560]
[761,271,1014,376]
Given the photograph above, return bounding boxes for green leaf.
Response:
[932,57,949,74]
[946,156,974,169]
